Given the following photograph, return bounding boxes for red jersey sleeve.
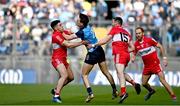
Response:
[108,27,115,37]
[54,35,64,45]
[149,38,158,46]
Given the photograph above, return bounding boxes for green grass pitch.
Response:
[0,84,179,105]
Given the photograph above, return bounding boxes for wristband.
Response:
[92,44,95,48]
[163,57,167,59]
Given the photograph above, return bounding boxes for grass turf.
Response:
[0,84,179,105]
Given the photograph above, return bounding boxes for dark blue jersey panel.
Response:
[76,25,98,52]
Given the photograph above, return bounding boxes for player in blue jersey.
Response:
[63,13,118,102]
[63,13,140,103]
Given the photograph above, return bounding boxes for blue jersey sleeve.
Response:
[75,30,84,40]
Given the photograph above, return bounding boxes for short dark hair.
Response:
[136,27,144,32]
[50,20,60,29]
[79,13,89,27]
[114,17,123,25]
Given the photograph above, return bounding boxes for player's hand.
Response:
[131,58,135,63]
[163,57,168,67]
[81,40,88,45]
[87,44,93,48]
[131,55,136,63]
[63,29,73,35]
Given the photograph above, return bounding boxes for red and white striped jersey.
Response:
[108,25,132,54]
[51,30,67,59]
[134,36,160,67]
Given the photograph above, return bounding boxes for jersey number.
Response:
[112,33,129,42]
[120,33,128,42]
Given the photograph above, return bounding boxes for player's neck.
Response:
[139,36,144,43]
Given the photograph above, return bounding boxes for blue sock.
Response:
[87,87,93,95]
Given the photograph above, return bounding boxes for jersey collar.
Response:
[139,36,145,44]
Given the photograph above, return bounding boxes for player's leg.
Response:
[81,62,94,102]
[97,46,118,97]
[142,74,155,101]
[124,73,141,95]
[157,71,176,100]
[114,53,129,103]
[63,66,74,86]
[115,64,128,103]
[98,61,118,99]
[51,62,74,95]
[53,64,68,103]
[56,65,74,87]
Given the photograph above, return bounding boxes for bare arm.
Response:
[131,53,136,63]
[62,33,78,40]
[156,43,166,57]
[130,43,137,63]
[95,35,112,46]
[97,35,112,46]
[87,35,112,48]
[128,40,135,53]
[62,40,84,48]
[156,42,168,67]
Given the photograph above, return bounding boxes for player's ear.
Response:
[142,32,144,35]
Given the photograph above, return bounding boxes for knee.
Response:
[142,84,146,87]
[102,71,109,76]
[82,71,88,76]
[69,76,74,82]
[82,74,88,79]
[62,74,68,80]
[159,77,166,82]
[142,83,147,87]
[117,71,123,75]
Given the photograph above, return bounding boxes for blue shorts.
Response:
[84,46,106,65]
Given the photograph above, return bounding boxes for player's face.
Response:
[112,19,115,26]
[56,22,64,32]
[135,29,143,41]
[76,17,83,28]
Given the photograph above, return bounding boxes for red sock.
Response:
[121,87,126,95]
[171,94,176,98]
[55,92,59,95]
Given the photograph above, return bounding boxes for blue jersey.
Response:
[76,25,98,52]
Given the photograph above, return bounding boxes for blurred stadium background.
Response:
[0,0,180,88]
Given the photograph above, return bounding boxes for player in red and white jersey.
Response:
[132,27,176,101]
[90,17,141,103]
[133,33,160,69]
[50,20,86,103]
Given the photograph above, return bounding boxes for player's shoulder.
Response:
[144,36,157,43]
[53,30,62,35]
[121,27,131,36]
[144,36,153,40]
[52,31,57,38]
[111,25,121,31]
[83,25,92,31]
[53,31,64,40]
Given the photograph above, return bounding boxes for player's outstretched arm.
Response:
[131,53,136,63]
[156,42,168,67]
[62,33,78,40]
[62,40,86,48]
[128,41,135,53]
[87,35,112,48]
[96,35,112,46]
